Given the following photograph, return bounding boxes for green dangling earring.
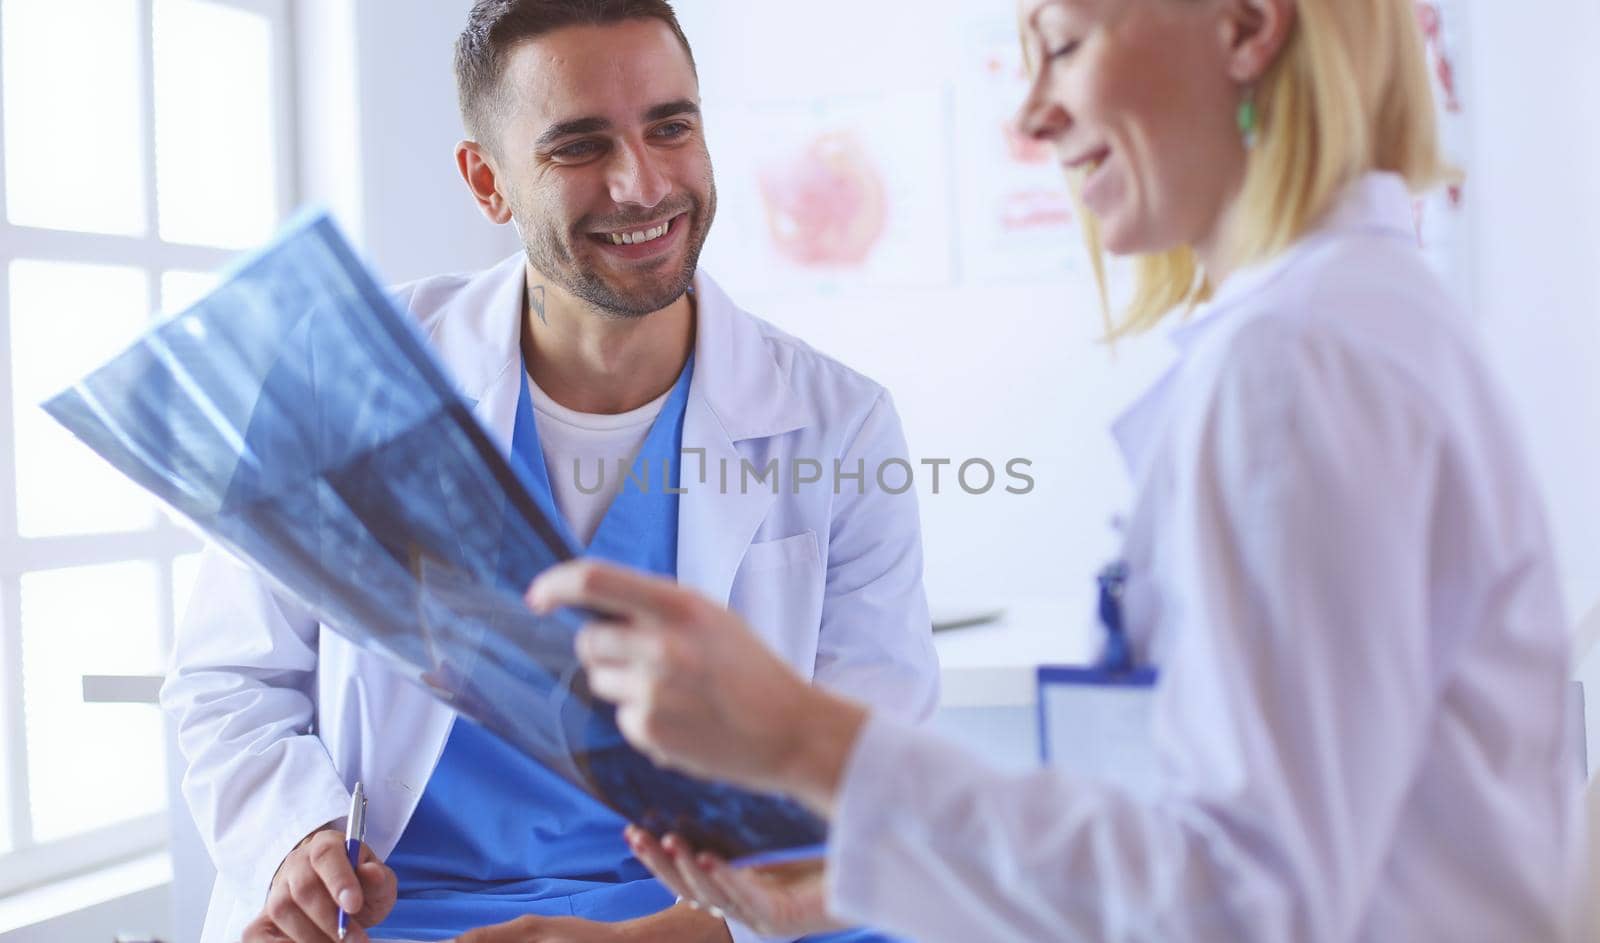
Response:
[1237,87,1260,150]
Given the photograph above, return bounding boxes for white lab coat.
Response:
[825,174,1582,942]
[160,260,940,943]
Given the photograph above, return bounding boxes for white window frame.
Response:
[0,0,298,898]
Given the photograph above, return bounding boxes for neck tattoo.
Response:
[530,284,547,326]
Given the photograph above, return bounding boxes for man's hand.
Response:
[626,826,845,938]
[243,827,397,942]
[454,906,732,943]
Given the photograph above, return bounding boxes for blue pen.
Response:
[338,781,367,940]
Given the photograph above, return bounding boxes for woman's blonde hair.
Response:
[1065,0,1455,339]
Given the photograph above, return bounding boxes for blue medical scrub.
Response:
[376,355,900,942]
[375,359,690,940]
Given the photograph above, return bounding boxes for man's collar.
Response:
[422,257,809,442]
[686,271,809,442]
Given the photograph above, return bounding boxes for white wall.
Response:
[296,0,1600,619]
[1464,0,1600,620]
[671,0,1166,612]
[294,0,518,284]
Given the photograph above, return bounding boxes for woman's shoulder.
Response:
[1156,232,1534,498]
[1202,234,1485,422]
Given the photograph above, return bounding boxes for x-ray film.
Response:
[42,211,826,863]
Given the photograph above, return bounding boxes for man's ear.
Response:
[1218,0,1296,83]
[456,140,514,225]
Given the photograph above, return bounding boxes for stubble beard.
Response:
[516,181,718,320]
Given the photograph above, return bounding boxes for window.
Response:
[0,0,296,896]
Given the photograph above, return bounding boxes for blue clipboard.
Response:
[1036,665,1161,796]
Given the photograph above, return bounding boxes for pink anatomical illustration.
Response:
[757,131,888,268]
[1416,1,1466,215]
[999,113,1074,233]
[990,56,1054,167]
[1003,117,1053,166]
[1416,1,1461,114]
[1001,188,1074,232]
[979,55,1075,234]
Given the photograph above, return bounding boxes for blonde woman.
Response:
[508,0,1581,940]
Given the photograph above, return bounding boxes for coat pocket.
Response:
[737,531,820,574]
[729,531,824,676]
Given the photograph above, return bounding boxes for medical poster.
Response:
[951,9,1088,284]
[707,89,956,297]
[697,0,1472,304]
[1414,0,1472,287]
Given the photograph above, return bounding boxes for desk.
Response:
[88,596,1098,713]
[930,596,1097,770]
[80,673,204,943]
[933,595,1097,708]
[87,598,1096,926]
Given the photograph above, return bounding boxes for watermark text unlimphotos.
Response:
[564,449,1035,497]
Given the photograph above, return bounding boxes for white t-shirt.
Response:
[526,373,670,547]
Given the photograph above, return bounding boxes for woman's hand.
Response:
[625,826,847,938]
[527,559,868,811]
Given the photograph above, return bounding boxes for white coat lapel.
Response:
[675,273,809,605]
[421,252,527,456]
[676,399,772,605]
[418,262,804,604]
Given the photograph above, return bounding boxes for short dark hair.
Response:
[454,0,698,149]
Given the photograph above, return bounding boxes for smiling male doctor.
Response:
[159,3,937,942]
